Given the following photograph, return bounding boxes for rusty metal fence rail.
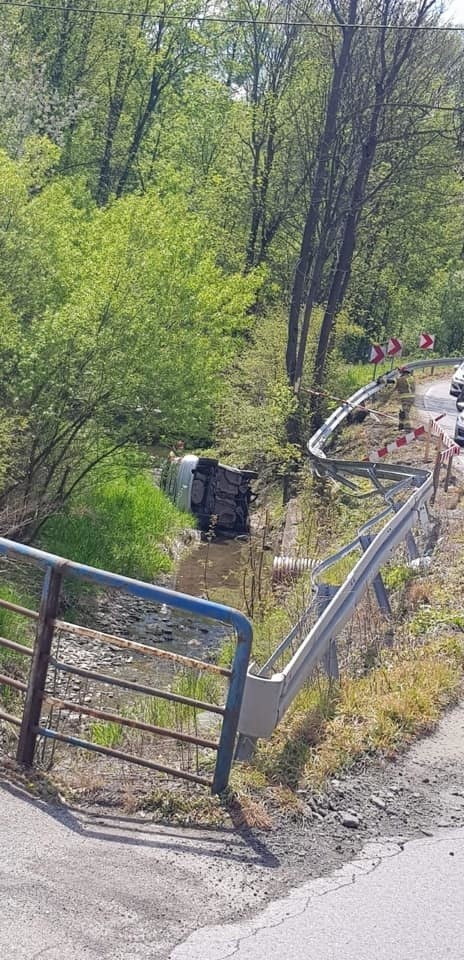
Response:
[0,538,252,794]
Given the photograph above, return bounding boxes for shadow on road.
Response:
[0,779,280,869]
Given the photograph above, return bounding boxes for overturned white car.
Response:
[160,455,257,535]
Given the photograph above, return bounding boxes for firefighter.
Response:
[396,367,415,430]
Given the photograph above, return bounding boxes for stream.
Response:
[45,535,252,703]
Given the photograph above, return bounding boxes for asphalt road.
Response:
[171,827,464,960]
[3,771,462,960]
[0,781,275,960]
[416,375,460,441]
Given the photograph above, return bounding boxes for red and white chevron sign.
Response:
[419,332,435,350]
[369,343,386,364]
[387,337,403,357]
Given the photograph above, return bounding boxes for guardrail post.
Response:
[315,585,340,679]
[405,532,419,561]
[212,622,252,794]
[323,640,339,680]
[359,535,392,617]
[17,566,63,767]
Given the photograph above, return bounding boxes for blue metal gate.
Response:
[0,537,252,794]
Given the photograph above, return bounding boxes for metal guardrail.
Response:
[237,356,464,743]
[0,538,252,794]
[1,357,462,781]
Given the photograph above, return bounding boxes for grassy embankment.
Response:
[39,470,191,580]
[0,469,191,722]
[226,373,464,805]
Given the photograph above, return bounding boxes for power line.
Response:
[0,0,463,30]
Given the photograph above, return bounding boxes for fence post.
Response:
[444,452,453,493]
[212,619,252,794]
[17,566,63,767]
[424,419,432,461]
[431,443,443,504]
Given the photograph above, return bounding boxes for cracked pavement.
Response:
[171,830,464,959]
[1,703,464,958]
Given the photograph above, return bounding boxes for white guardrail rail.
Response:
[237,357,464,747]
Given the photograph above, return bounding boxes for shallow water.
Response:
[173,536,250,606]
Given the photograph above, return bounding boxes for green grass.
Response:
[134,668,222,732]
[329,361,373,400]
[383,563,417,591]
[89,718,125,749]
[87,669,223,758]
[0,583,35,711]
[0,584,34,666]
[250,635,464,791]
[39,471,192,580]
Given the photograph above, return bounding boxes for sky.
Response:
[444,0,464,24]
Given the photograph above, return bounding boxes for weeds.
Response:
[242,512,271,620]
[89,719,125,749]
[0,584,34,666]
[383,563,416,591]
[0,584,34,719]
[82,668,224,775]
[39,471,192,581]
[255,637,464,790]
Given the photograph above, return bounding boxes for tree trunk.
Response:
[286,0,358,387]
[115,69,161,198]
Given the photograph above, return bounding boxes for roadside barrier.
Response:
[237,357,464,750]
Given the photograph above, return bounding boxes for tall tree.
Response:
[285,0,457,433]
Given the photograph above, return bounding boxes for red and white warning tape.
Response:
[366,414,461,462]
[366,424,426,461]
[430,417,462,461]
[440,443,461,463]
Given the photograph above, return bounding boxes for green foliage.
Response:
[333,313,371,365]
[410,608,464,638]
[0,5,462,535]
[0,584,34,710]
[326,356,371,406]
[91,669,223,758]
[39,472,191,579]
[215,312,300,477]
[0,585,34,658]
[0,149,260,536]
[439,270,464,353]
[141,669,222,729]
[383,564,417,592]
[347,132,462,353]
